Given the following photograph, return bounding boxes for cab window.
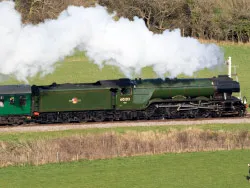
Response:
[19,96,27,106]
[0,96,4,107]
[121,88,131,95]
[10,97,15,105]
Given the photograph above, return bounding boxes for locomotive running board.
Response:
[155,104,219,111]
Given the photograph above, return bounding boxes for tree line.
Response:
[10,0,250,42]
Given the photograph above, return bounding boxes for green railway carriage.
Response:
[0,85,32,124]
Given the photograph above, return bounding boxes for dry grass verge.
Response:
[0,128,249,167]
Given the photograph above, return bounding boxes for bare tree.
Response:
[10,0,250,42]
[100,0,186,33]
[15,0,96,24]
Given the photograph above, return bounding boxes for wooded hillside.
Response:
[10,0,250,42]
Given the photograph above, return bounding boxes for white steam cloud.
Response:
[0,1,224,81]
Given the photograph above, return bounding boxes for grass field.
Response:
[1,123,250,167]
[1,123,250,142]
[0,150,250,188]
[3,44,250,103]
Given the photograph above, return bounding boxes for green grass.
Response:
[1,123,250,142]
[223,45,250,103]
[0,150,250,188]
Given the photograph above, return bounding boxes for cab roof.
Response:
[0,85,31,94]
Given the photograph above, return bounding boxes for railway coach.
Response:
[0,85,32,124]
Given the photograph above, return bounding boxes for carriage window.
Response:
[121,88,131,95]
[10,97,15,105]
[0,96,4,107]
[19,96,27,106]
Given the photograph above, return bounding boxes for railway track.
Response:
[0,113,250,133]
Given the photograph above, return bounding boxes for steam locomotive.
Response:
[0,75,247,125]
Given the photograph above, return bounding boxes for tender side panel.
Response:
[38,89,113,112]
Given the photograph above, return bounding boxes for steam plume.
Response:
[0,1,224,81]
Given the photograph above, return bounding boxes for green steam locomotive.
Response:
[0,75,247,125]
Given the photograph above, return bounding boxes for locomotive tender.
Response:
[0,75,247,125]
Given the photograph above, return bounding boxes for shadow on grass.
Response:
[244,175,250,182]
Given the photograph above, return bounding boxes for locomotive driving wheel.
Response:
[145,105,156,119]
[187,109,198,118]
[93,111,105,122]
[199,110,211,118]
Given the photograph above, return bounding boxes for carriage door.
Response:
[118,87,133,109]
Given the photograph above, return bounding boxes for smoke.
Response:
[0,1,224,82]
